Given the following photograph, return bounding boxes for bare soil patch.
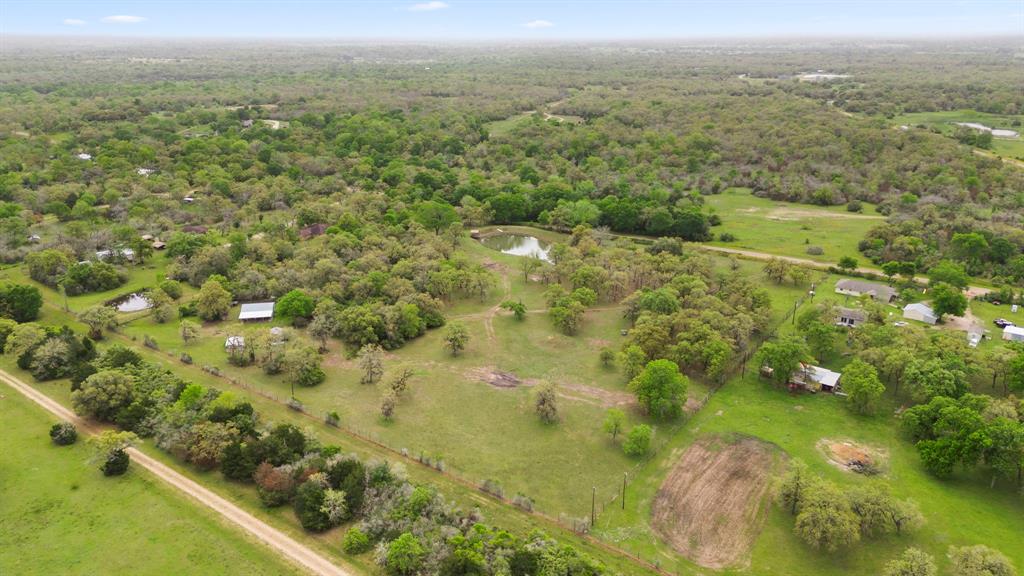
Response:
[768,207,884,221]
[466,367,526,388]
[817,438,886,474]
[651,435,782,569]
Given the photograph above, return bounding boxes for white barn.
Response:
[238,302,274,321]
[903,302,938,325]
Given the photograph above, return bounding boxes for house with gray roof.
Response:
[238,302,274,321]
[835,279,897,303]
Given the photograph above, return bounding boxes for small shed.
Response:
[470,229,482,239]
[299,223,328,240]
[137,168,155,176]
[141,234,154,241]
[968,332,982,348]
[27,234,41,243]
[791,363,842,393]
[225,336,245,351]
[183,196,196,204]
[903,302,938,325]
[76,152,92,161]
[239,302,275,322]
[1003,325,1024,343]
[95,248,135,262]
[152,240,166,250]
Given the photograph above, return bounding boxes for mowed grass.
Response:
[594,371,1024,576]
[892,109,1024,160]
[705,187,884,264]
[0,387,302,576]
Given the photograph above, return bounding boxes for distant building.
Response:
[140,234,154,241]
[27,234,41,243]
[239,302,275,322]
[76,152,92,161]
[225,336,245,351]
[903,302,938,325]
[95,248,135,262]
[183,196,196,204]
[136,167,155,176]
[836,307,867,327]
[152,240,166,250]
[299,223,328,240]
[1003,325,1024,343]
[968,332,982,348]
[241,119,254,128]
[835,279,897,303]
[470,229,482,239]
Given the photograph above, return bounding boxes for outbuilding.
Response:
[790,363,842,393]
[903,302,938,325]
[225,336,245,351]
[1003,325,1024,343]
[836,307,867,327]
[239,302,275,322]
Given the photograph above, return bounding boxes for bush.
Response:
[159,279,183,300]
[49,422,78,445]
[342,527,372,555]
[623,425,652,457]
[101,448,130,476]
[719,232,737,242]
[846,200,863,213]
[179,353,193,364]
[294,479,331,532]
[325,411,341,427]
[806,246,824,256]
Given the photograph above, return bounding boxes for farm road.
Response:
[0,368,353,576]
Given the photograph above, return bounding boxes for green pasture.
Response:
[705,188,883,264]
[892,109,1024,159]
[0,386,302,576]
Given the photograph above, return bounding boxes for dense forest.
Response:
[1,39,1022,291]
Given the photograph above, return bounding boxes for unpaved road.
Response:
[0,368,351,576]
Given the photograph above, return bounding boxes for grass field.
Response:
[593,370,1024,576]
[892,109,1024,160]
[705,188,883,264]
[0,387,302,576]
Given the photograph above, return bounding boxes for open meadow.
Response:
[0,387,302,576]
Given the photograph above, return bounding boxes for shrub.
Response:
[806,246,824,256]
[623,425,652,457]
[719,232,737,242]
[143,335,159,350]
[287,397,304,412]
[101,448,130,476]
[325,411,341,427]
[179,353,193,364]
[342,527,372,555]
[846,199,863,213]
[159,279,183,300]
[254,462,295,507]
[49,422,78,445]
[294,478,331,532]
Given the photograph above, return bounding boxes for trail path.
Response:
[0,368,352,576]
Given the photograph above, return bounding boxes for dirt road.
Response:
[0,368,352,576]
[694,244,992,296]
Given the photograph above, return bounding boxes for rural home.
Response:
[152,240,166,250]
[76,152,92,160]
[903,302,938,325]
[835,279,897,303]
[836,307,867,327]
[299,223,328,240]
[95,248,135,262]
[790,363,842,393]
[239,302,274,322]
[1003,325,1024,343]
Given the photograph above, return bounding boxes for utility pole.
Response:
[621,473,627,510]
[591,486,596,529]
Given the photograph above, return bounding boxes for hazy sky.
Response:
[3,1,1022,39]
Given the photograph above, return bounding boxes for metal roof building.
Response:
[238,302,275,321]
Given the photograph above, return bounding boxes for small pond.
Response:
[112,292,152,313]
[480,233,552,262]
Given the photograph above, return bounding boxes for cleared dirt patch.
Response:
[817,438,887,474]
[466,366,525,388]
[651,435,782,569]
[768,207,884,221]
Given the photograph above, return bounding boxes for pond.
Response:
[112,292,152,313]
[480,233,552,262]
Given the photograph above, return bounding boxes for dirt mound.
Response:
[651,435,782,569]
[466,367,522,388]
[818,439,886,474]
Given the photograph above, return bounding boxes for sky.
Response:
[1,1,1022,39]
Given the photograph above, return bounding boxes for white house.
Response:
[968,332,982,348]
[1003,325,1024,343]
[76,152,93,161]
[903,302,938,325]
[835,279,897,303]
[239,302,275,321]
[95,248,135,262]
